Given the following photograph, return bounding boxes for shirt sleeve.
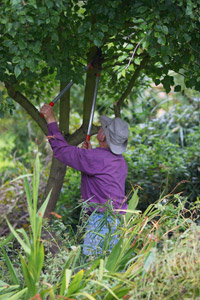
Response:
[47,122,101,175]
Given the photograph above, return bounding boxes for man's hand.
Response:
[82,140,92,150]
[40,104,56,124]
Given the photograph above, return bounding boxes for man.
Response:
[41,104,129,254]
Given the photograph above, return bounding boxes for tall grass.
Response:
[0,154,199,299]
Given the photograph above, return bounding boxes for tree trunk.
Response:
[44,78,70,217]
[44,157,67,217]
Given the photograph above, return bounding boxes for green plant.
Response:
[1,153,51,299]
[1,156,200,299]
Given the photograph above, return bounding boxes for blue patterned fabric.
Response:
[83,213,120,256]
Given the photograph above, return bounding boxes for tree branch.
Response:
[4,81,48,135]
[114,55,149,118]
[4,80,99,146]
[66,124,100,146]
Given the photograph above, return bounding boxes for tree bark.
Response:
[4,80,47,135]
[43,157,67,216]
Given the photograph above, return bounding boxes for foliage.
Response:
[125,124,200,210]
[0,156,200,299]
[1,153,51,299]
[123,88,200,209]
[1,0,200,110]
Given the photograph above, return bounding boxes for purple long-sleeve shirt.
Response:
[47,122,128,214]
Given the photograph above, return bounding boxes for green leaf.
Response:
[104,287,130,300]
[158,35,166,45]
[0,233,14,246]
[96,31,104,40]
[20,255,34,291]
[37,189,51,218]
[155,79,160,86]
[11,0,21,5]
[101,24,108,32]
[26,16,34,23]
[36,244,44,280]
[24,176,33,220]
[137,6,148,13]
[60,269,72,295]
[46,0,53,9]
[183,33,191,42]
[33,152,40,213]
[1,288,28,300]
[1,247,20,286]
[162,25,168,35]
[163,55,169,63]
[33,41,41,54]
[67,269,84,296]
[105,238,123,272]
[26,58,35,71]
[121,69,126,78]
[125,188,139,222]
[18,40,27,50]
[94,39,102,47]
[14,65,21,78]
[6,219,31,255]
[12,57,20,64]
[174,85,181,92]
[16,228,30,248]
[149,48,157,57]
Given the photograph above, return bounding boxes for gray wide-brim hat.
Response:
[100,115,129,155]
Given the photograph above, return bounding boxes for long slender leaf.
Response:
[10,174,33,184]
[0,233,14,246]
[125,188,139,223]
[0,285,20,294]
[98,259,104,282]
[0,247,20,286]
[0,292,15,300]
[37,190,52,218]
[23,176,33,220]
[58,247,81,283]
[106,238,123,271]
[36,190,52,240]
[67,269,84,296]
[16,228,30,248]
[6,219,31,255]
[20,255,35,294]
[70,246,81,274]
[60,269,72,296]
[104,287,130,300]
[75,292,96,300]
[36,243,44,280]
[33,152,40,213]
[89,280,120,300]
[4,288,27,300]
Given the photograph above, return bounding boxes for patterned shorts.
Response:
[82,213,120,256]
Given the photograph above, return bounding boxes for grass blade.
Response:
[6,219,31,255]
[125,188,139,223]
[0,247,20,286]
[67,269,84,296]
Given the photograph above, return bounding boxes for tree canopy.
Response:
[0,0,200,213]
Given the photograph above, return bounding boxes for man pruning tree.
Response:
[41,104,129,254]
